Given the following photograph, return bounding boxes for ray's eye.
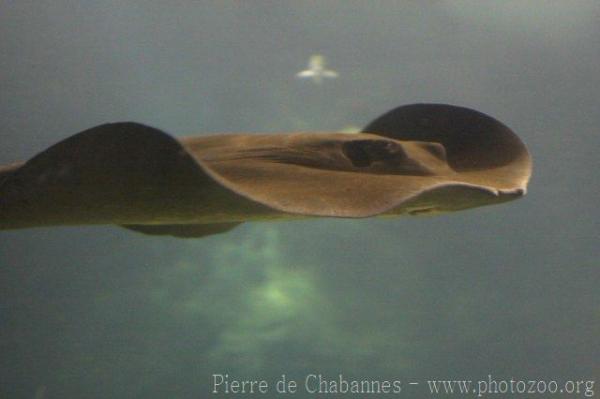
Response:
[417,142,447,161]
[342,140,405,167]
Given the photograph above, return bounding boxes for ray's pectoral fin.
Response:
[121,222,242,238]
[0,122,264,231]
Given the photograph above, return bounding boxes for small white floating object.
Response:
[296,54,338,84]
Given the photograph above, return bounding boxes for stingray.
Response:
[0,103,531,238]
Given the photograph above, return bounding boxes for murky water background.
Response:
[1,2,598,398]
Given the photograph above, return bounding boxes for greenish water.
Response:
[1,2,598,398]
